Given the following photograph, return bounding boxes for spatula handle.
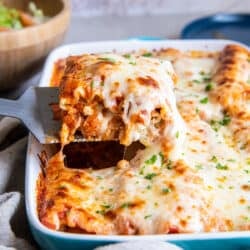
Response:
[0,98,22,120]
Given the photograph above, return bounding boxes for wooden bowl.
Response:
[0,0,70,90]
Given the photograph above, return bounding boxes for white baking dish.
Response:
[25,40,250,250]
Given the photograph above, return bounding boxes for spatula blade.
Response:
[35,87,61,143]
[36,87,119,144]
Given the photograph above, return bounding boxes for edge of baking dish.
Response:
[26,39,250,250]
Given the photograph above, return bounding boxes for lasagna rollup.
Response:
[59,53,185,156]
[211,44,250,117]
[210,45,250,151]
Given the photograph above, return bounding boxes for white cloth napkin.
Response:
[0,117,182,250]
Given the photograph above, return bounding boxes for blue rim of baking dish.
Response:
[181,13,250,46]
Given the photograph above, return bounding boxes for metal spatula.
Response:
[0,87,61,144]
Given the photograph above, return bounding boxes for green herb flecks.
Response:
[123,54,131,59]
[175,131,180,138]
[216,163,228,170]
[210,155,218,163]
[205,82,213,91]
[162,187,171,194]
[200,97,209,104]
[243,216,250,222]
[219,114,231,126]
[145,154,157,165]
[98,57,116,63]
[166,159,173,170]
[142,52,152,57]
[129,61,136,66]
[159,152,164,166]
[209,114,231,131]
[139,165,146,175]
[210,119,220,132]
[195,164,203,170]
[144,173,157,180]
[199,71,212,81]
[95,203,112,215]
[192,79,201,84]
[120,202,132,209]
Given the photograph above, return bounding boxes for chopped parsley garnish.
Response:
[142,52,152,57]
[243,216,250,222]
[199,71,212,81]
[145,154,157,165]
[98,57,116,63]
[175,131,180,138]
[96,176,103,180]
[159,152,164,166]
[123,53,131,59]
[139,165,146,175]
[129,61,136,65]
[108,188,113,192]
[144,214,152,219]
[205,82,213,91]
[96,204,112,215]
[244,169,250,174]
[200,97,209,104]
[210,155,218,163]
[203,76,212,81]
[192,79,201,84]
[144,173,157,180]
[120,202,132,209]
[96,210,105,215]
[209,114,230,131]
[195,164,203,170]
[216,163,228,170]
[146,185,152,190]
[162,187,171,194]
[166,159,173,170]
[210,120,219,131]
[219,114,231,126]
[101,204,111,209]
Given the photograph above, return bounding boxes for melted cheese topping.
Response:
[38,44,250,234]
[59,53,185,157]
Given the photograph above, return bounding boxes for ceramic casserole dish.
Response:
[25,39,250,250]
